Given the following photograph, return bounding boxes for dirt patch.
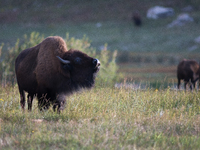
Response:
[119,64,177,73]
[118,63,178,82]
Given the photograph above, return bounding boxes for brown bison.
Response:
[15,36,100,112]
[177,59,199,90]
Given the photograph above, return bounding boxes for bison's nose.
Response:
[93,59,100,67]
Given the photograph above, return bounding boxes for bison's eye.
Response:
[74,57,81,64]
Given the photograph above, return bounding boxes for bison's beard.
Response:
[86,66,100,87]
[58,65,100,96]
[60,70,98,95]
[77,67,100,89]
[74,72,97,90]
[84,72,98,88]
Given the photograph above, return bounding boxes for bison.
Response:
[132,11,142,27]
[15,36,100,112]
[177,59,199,90]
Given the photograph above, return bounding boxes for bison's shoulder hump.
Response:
[40,36,68,56]
[42,36,66,47]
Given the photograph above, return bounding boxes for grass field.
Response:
[0,86,200,149]
[1,0,200,149]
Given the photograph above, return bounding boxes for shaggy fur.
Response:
[177,59,199,90]
[15,36,100,112]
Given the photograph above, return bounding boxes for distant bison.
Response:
[15,36,100,112]
[177,59,199,90]
[132,11,142,26]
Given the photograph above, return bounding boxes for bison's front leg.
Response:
[184,81,188,91]
[191,81,195,91]
[37,94,51,111]
[53,95,66,113]
[192,77,199,91]
[184,78,190,91]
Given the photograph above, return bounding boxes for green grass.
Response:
[0,85,200,149]
[1,0,200,55]
[2,19,200,52]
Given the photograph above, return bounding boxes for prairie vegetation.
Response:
[0,86,200,149]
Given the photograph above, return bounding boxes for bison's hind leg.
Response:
[177,78,181,89]
[19,89,25,110]
[27,94,34,111]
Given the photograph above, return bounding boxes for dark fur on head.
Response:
[177,59,199,90]
[15,36,100,112]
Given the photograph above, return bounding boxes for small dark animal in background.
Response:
[15,36,100,113]
[177,59,199,90]
[132,11,142,26]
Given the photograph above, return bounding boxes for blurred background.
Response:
[1,0,200,89]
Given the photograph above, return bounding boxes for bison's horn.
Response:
[56,56,70,64]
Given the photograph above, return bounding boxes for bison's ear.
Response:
[56,56,72,71]
[56,56,70,64]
